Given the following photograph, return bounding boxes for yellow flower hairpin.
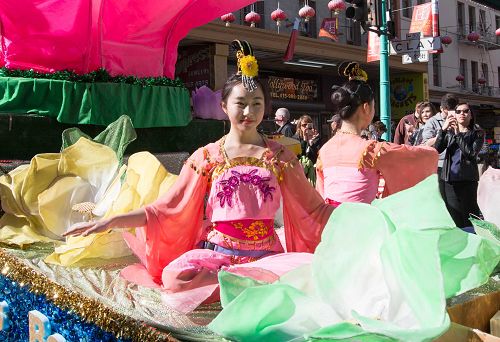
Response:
[233,40,259,92]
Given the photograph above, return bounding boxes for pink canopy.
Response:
[0,0,255,78]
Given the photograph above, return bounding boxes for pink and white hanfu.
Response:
[121,136,333,312]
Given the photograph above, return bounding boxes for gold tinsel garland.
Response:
[0,248,177,342]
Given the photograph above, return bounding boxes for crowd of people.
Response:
[272,87,491,232]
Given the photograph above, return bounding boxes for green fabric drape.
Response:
[209,175,500,342]
[0,77,191,128]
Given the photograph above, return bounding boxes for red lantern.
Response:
[328,0,346,16]
[467,31,480,42]
[271,8,287,26]
[478,77,486,85]
[245,11,261,27]
[441,35,452,46]
[299,4,316,22]
[456,75,464,82]
[221,13,235,27]
[496,28,500,36]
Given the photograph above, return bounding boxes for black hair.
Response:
[440,93,459,110]
[454,101,476,129]
[330,80,375,120]
[221,74,269,107]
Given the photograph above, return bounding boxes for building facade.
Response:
[177,1,430,140]
[398,0,500,141]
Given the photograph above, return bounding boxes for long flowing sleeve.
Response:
[361,141,439,197]
[123,147,211,282]
[280,149,334,253]
[315,156,325,198]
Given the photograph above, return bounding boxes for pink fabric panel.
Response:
[99,0,257,78]
[0,0,92,72]
[0,0,257,77]
[279,146,334,254]
[322,165,379,203]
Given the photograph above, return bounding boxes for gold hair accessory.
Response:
[232,40,259,92]
[340,61,368,82]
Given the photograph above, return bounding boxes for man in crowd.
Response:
[274,108,295,138]
[393,102,423,145]
[422,93,460,197]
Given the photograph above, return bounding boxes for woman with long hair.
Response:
[435,102,484,228]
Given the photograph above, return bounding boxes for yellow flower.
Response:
[239,55,259,77]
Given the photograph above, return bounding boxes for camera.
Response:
[306,123,313,130]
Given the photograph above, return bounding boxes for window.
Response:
[240,1,265,29]
[345,17,361,45]
[402,0,412,18]
[481,63,489,84]
[471,61,478,91]
[432,54,441,87]
[299,1,317,38]
[416,0,425,4]
[468,6,476,33]
[479,10,486,35]
[460,59,468,89]
[457,3,465,36]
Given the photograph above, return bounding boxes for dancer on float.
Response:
[64,40,333,312]
[316,62,438,206]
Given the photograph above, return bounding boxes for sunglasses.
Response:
[455,109,470,114]
[301,123,310,127]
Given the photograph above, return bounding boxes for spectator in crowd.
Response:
[293,115,321,164]
[422,93,460,198]
[372,121,388,142]
[393,102,423,145]
[409,102,437,146]
[274,107,295,137]
[434,102,484,229]
[327,114,342,137]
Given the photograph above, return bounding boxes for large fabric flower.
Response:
[0,138,123,247]
[209,175,500,342]
[46,151,178,266]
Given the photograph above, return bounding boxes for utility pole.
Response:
[379,0,391,142]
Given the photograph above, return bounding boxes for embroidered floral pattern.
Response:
[233,220,270,240]
[216,168,276,207]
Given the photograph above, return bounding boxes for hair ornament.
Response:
[338,61,368,82]
[232,39,259,92]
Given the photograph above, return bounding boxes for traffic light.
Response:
[345,0,369,31]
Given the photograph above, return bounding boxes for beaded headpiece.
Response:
[232,40,259,92]
[339,61,368,82]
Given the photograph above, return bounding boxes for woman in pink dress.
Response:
[65,40,333,312]
[316,62,438,207]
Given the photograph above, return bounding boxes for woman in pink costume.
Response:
[316,62,438,207]
[65,41,333,312]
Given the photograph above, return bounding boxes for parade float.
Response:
[0,1,498,342]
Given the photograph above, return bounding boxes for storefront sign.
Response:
[268,76,317,101]
[390,73,428,120]
[176,45,211,92]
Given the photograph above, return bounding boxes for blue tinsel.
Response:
[0,275,129,342]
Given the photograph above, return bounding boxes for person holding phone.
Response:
[434,102,484,229]
[293,115,321,164]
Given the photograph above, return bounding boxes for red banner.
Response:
[367,31,380,63]
[409,3,433,36]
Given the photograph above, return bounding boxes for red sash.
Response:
[214,219,274,241]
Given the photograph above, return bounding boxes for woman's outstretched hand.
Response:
[63,219,112,237]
